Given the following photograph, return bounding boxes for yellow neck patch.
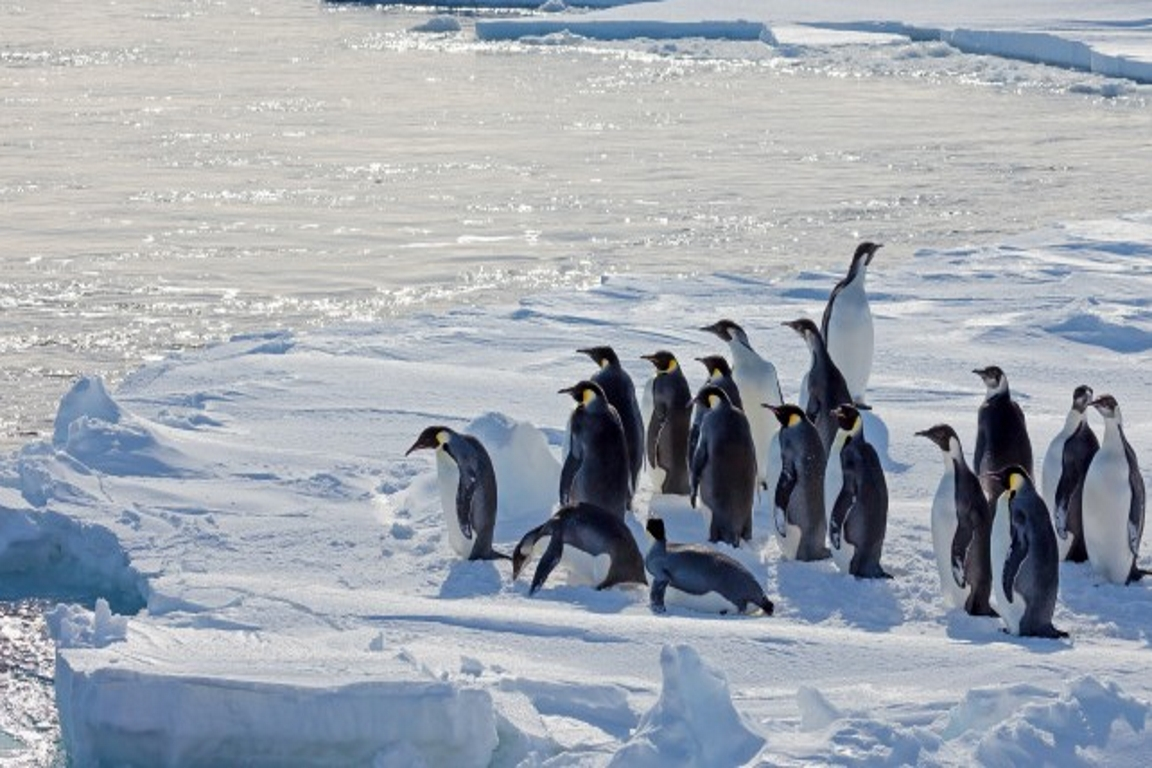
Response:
[582,388,597,406]
[1008,471,1025,492]
[788,413,802,428]
[708,393,722,409]
[436,430,450,447]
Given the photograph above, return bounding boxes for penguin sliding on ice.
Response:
[512,503,647,595]
[559,380,633,518]
[784,317,853,452]
[1082,395,1148,585]
[578,346,645,494]
[700,319,783,489]
[644,517,774,616]
[821,241,881,405]
[828,405,891,579]
[690,385,757,547]
[973,365,1033,503]
[990,466,1067,639]
[766,404,830,562]
[406,426,507,561]
[640,350,693,495]
[689,355,741,461]
[917,424,996,617]
[1040,385,1099,562]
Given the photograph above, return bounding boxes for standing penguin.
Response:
[640,350,693,495]
[512,503,647,594]
[559,380,633,518]
[765,404,829,561]
[689,355,742,461]
[1082,395,1148,585]
[990,466,1067,638]
[406,426,506,561]
[916,424,996,616]
[690,385,757,547]
[821,241,881,404]
[1040,385,1099,562]
[828,405,890,578]
[578,346,645,493]
[644,517,774,616]
[700,319,783,489]
[973,366,1033,503]
[783,318,853,452]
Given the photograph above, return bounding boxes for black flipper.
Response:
[529,532,566,596]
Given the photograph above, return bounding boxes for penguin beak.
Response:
[866,244,882,265]
[405,436,432,456]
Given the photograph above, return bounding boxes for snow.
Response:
[2,1,1152,764]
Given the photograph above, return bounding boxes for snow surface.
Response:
[1,210,1149,764]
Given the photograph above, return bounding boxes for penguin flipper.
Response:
[559,447,581,506]
[1002,509,1029,605]
[774,464,797,537]
[455,470,478,541]
[1127,451,1145,558]
[829,486,852,549]
[646,402,667,470]
[689,440,708,508]
[950,515,974,590]
[529,533,566,596]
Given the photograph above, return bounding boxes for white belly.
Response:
[825,291,873,403]
[763,432,783,512]
[533,535,613,587]
[665,586,742,615]
[436,452,471,558]
[990,494,1022,634]
[824,441,844,529]
[930,475,968,610]
[775,518,802,561]
[1082,449,1136,584]
[830,520,855,575]
[732,353,782,483]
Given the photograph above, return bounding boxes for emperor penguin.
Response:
[1040,385,1099,562]
[821,241,881,404]
[916,424,996,616]
[689,355,742,461]
[828,405,890,579]
[690,385,757,547]
[701,319,783,489]
[644,517,774,616]
[990,466,1067,638]
[578,346,645,493]
[973,366,1033,503]
[512,503,647,594]
[765,404,830,561]
[406,426,506,561]
[559,380,633,518]
[639,350,693,495]
[1082,395,1148,585]
[783,317,853,452]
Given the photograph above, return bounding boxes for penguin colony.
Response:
[407,241,1148,636]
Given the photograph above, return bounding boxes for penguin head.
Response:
[832,404,864,434]
[765,403,807,429]
[511,536,536,581]
[992,465,1032,499]
[1071,385,1094,413]
[915,423,959,453]
[694,384,731,410]
[641,350,679,374]
[1089,394,1120,420]
[577,346,619,369]
[700,319,747,346]
[559,380,605,407]
[973,366,1008,395]
[645,516,667,543]
[853,241,883,267]
[406,426,452,456]
[695,355,732,381]
[782,318,821,347]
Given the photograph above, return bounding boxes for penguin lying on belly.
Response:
[644,517,774,616]
[512,503,647,595]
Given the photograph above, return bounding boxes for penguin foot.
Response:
[1126,566,1151,584]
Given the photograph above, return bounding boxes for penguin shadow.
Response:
[437,558,507,600]
[1057,561,1152,648]
[860,409,911,474]
[512,581,647,615]
[773,560,903,632]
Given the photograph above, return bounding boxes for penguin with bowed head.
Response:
[578,346,646,494]
[406,426,507,561]
[784,317,853,452]
[640,350,693,495]
[917,424,996,616]
[644,517,774,616]
[1082,394,1148,585]
[828,404,891,579]
[989,466,1067,638]
[512,503,647,595]
[766,403,830,562]
[821,241,881,405]
[1040,385,1099,563]
[689,355,742,461]
[700,319,783,489]
[559,380,633,519]
[973,365,1034,503]
[690,385,757,547]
